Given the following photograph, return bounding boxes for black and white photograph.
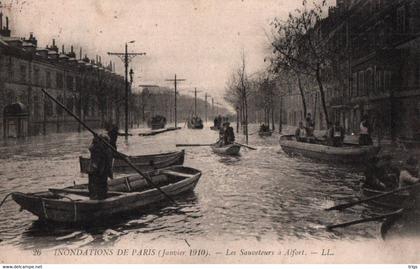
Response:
[0,0,419,265]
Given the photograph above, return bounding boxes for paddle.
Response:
[326,209,404,230]
[41,89,177,205]
[234,142,257,150]
[325,182,420,211]
[176,144,213,147]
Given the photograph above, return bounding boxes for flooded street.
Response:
[0,124,386,250]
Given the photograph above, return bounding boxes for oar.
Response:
[41,89,177,205]
[326,209,404,230]
[176,144,213,147]
[325,182,420,211]
[234,142,257,150]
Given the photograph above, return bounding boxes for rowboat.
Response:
[279,135,380,164]
[361,186,411,209]
[211,143,241,156]
[79,150,185,174]
[258,131,273,137]
[11,166,201,224]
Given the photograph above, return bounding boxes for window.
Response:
[376,69,384,92]
[66,76,74,91]
[358,71,365,96]
[351,72,358,96]
[56,73,64,89]
[33,94,40,119]
[397,6,406,33]
[384,71,392,92]
[33,68,40,86]
[20,65,27,82]
[366,68,374,96]
[56,95,63,115]
[46,71,52,88]
[8,57,14,81]
[44,99,53,117]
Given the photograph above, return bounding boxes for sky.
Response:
[1,0,334,108]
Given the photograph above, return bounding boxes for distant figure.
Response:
[223,122,235,145]
[260,124,269,132]
[399,156,420,196]
[328,121,345,147]
[295,121,307,142]
[305,113,315,137]
[87,134,113,200]
[359,114,373,146]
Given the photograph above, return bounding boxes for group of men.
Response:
[294,113,373,147]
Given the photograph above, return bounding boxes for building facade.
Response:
[282,0,420,140]
[0,14,125,139]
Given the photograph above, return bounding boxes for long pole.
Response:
[205,93,208,122]
[124,43,129,136]
[41,88,176,205]
[174,74,177,128]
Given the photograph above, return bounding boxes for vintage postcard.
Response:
[0,0,420,265]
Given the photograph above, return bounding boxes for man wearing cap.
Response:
[87,134,114,200]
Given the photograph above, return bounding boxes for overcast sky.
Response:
[2,0,333,107]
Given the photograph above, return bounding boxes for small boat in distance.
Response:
[11,166,201,224]
[79,150,185,174]
[187,116,204,129]
[279,135,380,164]
[211,143,241,156]
[147,115,167,130]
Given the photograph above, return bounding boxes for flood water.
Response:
[0,123,387,250]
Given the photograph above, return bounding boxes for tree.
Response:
[270,0,345,128]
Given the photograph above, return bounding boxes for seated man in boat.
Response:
[217,124,226,146]
[223,122,235,145]
[87,134,114,200]
[295,122,308,142]
[398,156,420,197]
[363,155,399,190]
[328,121,345,147]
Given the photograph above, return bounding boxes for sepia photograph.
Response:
[0,0,419,266]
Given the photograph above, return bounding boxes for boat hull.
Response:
[361,187,410,209]
[12,166,201,224]
[211,144,241,156]
[259,131,273,137]
[79,150,185,174]
[279,136,380,164]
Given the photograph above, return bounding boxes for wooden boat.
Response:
[187,117,204,129]
[79,150,185,174]
[258,131,273,137]
[361,186,411,209]
[279,135,380,164]
[11,166,201,224]
[147,115,167,130]
[211,143,241,156]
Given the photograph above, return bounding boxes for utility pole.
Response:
[189,88,202,116]
[108,41,146,136]
[212,98,214,118]
[165,74,186,128]
[205,93,211,123]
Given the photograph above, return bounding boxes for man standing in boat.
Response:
[328,121,345,147]
[104,121,127,154]
[87,134,114,200]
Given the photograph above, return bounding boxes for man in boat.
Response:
[104,121,126,152]
[363,155,400,190]
[305,113,315,137]
[399,156,420,197]
[87,134,114,200]
[359,114,373,146]
[295,121,308,142]
[223,122,235,145]
[328,121,345,147]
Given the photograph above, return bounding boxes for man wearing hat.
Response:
[87,134,114,200]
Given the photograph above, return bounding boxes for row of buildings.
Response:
[282,0,420,140]
[0,13,126,139]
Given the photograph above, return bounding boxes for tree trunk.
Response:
[297,74,307,118]
[315,67,330,128]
